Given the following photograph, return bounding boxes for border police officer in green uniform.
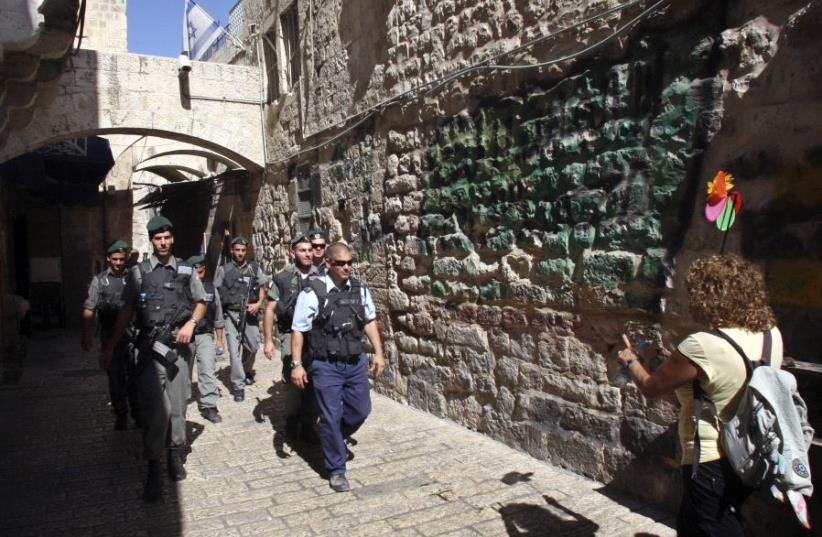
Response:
[306,229,328,277]
[102,216,207,502]
[82,239,136,430]
[214,236,268,402]
[263,234,321,442]
[186,255,225,424]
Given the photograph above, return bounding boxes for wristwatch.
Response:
[292,360,303,369]
[188,317,198,325]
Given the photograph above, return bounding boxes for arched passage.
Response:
[0,49,266,172]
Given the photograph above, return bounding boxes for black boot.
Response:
[167,448,187,481]
[143,460,162,502]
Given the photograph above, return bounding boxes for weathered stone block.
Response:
[543,227,570,256]
[397,333,420,353]
[444,323,488,352]
[432,256,461,278]
[568,188,607,223]
[582,250,641,289]
[389,287,411,311]
[437,232,474,257]
[405,235,429,256]
[479,279,505,302]
[534,258,575,286]
[419,213,458,237]
[384,196,403,217]
[400,274,430,294]
[571,222,596,251]
[560,406,621,443]
[507,281,547,305]
[484,228,516,253]
[386,174,419,195]
[495,357,519,388]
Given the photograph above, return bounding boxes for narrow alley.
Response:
[0,331,674,537]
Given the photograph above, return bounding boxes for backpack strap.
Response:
[761,330,773,366]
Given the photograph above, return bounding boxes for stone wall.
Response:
[246,0,822,509]
[82,0,127,53]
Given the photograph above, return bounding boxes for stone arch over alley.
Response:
[0,49,265,173]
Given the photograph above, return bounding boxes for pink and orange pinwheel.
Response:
[705,170,743,231]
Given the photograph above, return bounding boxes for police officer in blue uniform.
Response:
[102,216,207,502]
[186,255,225,424]
[81,239,135,430]
[290,242,385,492]
[213,236,268,402]
[263,234,321,442]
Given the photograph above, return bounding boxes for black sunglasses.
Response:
[330,259,354,267]
[311,243,327,250]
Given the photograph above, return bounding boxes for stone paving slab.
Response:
[0,331,675,536]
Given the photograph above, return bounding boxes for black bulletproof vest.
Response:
[219,261,259,306]
[195,280,217,334]
[96,269,126,330]
[136,259,195,331]
[272,267,316,333]
[306,277,367,359]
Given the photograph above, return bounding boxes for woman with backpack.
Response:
[616,254,784,537]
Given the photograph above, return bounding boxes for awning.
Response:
[135,169,249,208]
[0,137,115,203]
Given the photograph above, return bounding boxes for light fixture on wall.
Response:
[178,51,192,76]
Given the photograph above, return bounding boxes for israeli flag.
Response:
[183,0,225,61]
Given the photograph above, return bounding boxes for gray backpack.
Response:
[692,330,814,497]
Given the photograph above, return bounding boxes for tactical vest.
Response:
[96,269,126,330]
[219,261,260,307]
[195,280,217,334]
[272,267,317,333]
[306,277,367,359]
[136,259,195,331]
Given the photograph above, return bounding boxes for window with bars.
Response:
[280,3,301,90]
[291,164,320,232]
[263,30,279,103]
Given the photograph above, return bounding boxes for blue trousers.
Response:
[311,354,372,475]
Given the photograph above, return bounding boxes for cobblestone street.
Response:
[0,331,675,537]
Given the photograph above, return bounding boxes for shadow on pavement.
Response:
[0,330,184,537]
[499,494,599,536]
[252,381,326,477]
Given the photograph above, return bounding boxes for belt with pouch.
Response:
[313,354,362,365]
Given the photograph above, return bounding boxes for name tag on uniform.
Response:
[178,266,193,275]
[204,293,214,302]
[240,276,251,284]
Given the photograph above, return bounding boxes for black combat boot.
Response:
[143,460,163,502]
[167,448,187,481]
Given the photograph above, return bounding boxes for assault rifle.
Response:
[137,302,185,379]
[236,275,252,351]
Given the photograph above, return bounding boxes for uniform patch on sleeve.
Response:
[178,266,193,275]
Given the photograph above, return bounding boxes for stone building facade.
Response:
[236,0,822,509]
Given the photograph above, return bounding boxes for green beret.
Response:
[146,215,173,235]
[186,255,205,266]
[106,240,129,255]
[306,228,326,241]
[230,235,248,246]
[290,235,310,248]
